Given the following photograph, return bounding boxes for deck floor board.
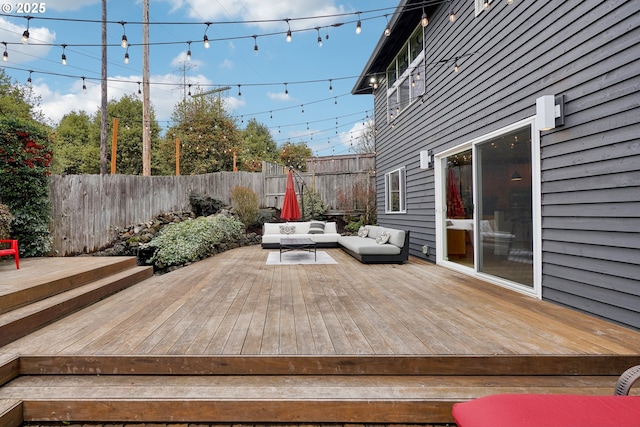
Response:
[2,245,640,357]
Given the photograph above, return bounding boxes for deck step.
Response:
[0,265,153,348]
[0,257,139,314]
[1,354,637,425]
[0,373,623,424]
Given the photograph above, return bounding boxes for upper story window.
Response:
[475,0,493,16]
[386,25,425,123]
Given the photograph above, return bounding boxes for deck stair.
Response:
[0,354,638,426]
[0,257,153,348]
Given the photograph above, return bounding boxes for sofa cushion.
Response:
[357,226,369,238]
[309,221,325,234]
[338,236,401,255]
[375,230,391,244]
[279,225,296,235]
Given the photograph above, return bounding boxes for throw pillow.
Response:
[309,221,325,234]
[358,226,369,238]
[375,230,391,245]
[279,225,296,235]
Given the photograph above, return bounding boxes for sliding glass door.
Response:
[441,124,535,290]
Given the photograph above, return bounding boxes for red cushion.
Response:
[452,394,640,427]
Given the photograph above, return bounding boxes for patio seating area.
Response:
[1,245,639,425]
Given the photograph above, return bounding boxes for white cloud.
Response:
[0,18,56,63]
[33,72,213,125]
[267,91,292,102]
[158,0,348,29]
[223,96,246,112]
[170,52,204,69]
[219,59,233,69]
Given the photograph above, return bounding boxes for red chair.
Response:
[452,365,640,427]
[0,239,19,269]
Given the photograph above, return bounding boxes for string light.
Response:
[285,18,292,42]
[421,7,428,27]
[356,12,362,34]
[203,22,211,48]
[284,82,289,96]
[27,70,32,85]
[137,81,141,95]
[384,15,391,37]
[484,0,490,10]
[316,27,322,47]
[237,84,242,96]
[22,16,31,44]
[61,44,67,65]
[186,41,191,60]
[124,46,130,64]
[454,58,459,73]
[449,8,456,22]
[329,79,333,92]
[253,35,258,53]
[2,42,7,62]
[119,21,128,48]
[187,83,192,96]
[82,76,87,93]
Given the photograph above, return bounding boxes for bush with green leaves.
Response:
[302,187,326,220]
[0,203,13,239]
[0,117,52,256]
[143,213,243,268]
[230,186,259,227]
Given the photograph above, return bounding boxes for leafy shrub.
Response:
[0,117,52,256]
[230,186,259,227]
[143,214,243,269]
[302,187,326,220]
[0,203,13,239]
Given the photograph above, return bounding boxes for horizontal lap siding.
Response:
[539,1,640,330]
[372,0,640,328]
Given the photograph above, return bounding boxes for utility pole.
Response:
[142,0,151,176]
[100,0,107,175]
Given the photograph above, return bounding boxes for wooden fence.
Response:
[49,157,375,255]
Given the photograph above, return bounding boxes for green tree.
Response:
[52,111,99,174]
[0,117,52,256]
[240,118,277,171]
[0,69,46,124]
[278,141,312,171]
[164,92,241,174]
[92,94,162,175]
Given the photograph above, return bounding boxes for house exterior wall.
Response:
[364,0,640,329]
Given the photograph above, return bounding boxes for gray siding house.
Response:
[353,0,640,330]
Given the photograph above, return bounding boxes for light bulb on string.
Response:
[421,7,428,27]
[384,15,391,37]
[137,81,142,95]
[253,35,258,53]
[82,76,87,93]
[22,16,31,44]
[2,42,7,62]
[449,9,456,22]
[61,44,67,65]
[316,28,322,47]
[124,47,129,64]
[203,22,211,48]
[27,70,32,86]
[329,79,333,92]
[237,85,242,96]
[119,21,128,48]
[356,13,362,34]
[285,19,292,42]
[284,83,288,96]
[186,41,192,60]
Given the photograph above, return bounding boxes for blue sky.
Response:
[0,0,400,157]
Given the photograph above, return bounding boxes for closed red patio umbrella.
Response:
[280,169,301,221]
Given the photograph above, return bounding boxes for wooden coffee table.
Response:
[279,237,317,262]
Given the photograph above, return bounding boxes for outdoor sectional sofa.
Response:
[261,222,410,264]
[337,225,410,264]
[261,221,341,249]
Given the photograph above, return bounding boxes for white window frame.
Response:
[385,166,407,213]
[434,117,542,299]
[386,26,425,123]
[475,0,493,16]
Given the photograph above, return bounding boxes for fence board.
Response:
[49,168,374,256]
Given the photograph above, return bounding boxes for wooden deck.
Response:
[2,246,639,356]
[1,245,639,425]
